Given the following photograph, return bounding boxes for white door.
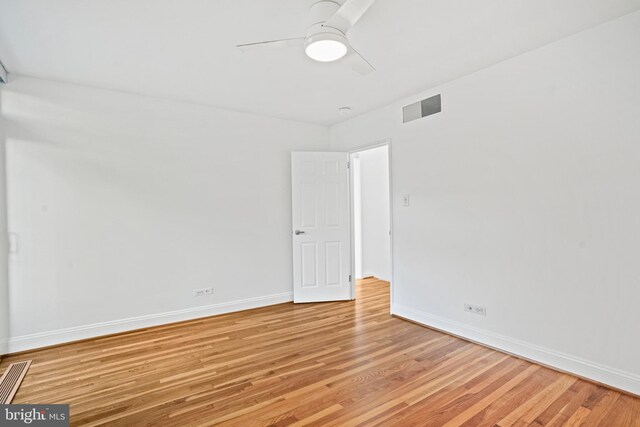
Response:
[291,152,351,303]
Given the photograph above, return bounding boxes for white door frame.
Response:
[347,139,394,306]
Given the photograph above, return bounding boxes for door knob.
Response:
[294,230,306,235]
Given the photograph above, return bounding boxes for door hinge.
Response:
[349,274,352,282]
[347,161,350,169]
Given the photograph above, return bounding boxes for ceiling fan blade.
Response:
[236,37,305,52]
[343,47,375,75]
[325,0,376,34]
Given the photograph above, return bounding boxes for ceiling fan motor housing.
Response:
[305,24,347,47]
[305,1,349,61]
[307,0,346,38]
[308,0,342,29]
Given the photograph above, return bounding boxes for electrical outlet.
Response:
[402,194,410,207]
[464,303,486,316]
[193,287,213,297]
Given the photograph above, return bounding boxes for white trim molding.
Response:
[347,138,394,304]
[392,303,640,396]
[6,292,293,354]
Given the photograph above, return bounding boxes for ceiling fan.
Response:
[236,0,377,75]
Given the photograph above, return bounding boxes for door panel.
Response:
[292,152,351,302]
[325,242,342,286]
[301,243,318,288]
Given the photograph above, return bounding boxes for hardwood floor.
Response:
[1,278,639,426]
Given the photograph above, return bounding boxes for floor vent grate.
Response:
[0,360,32,403]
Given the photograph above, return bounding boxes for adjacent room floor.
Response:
[1,278,639,426]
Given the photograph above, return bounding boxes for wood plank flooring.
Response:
[1,278,639,426]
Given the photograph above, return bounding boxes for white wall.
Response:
[358,146,390,281]
[330,11,640,394]
[1,75,329,352]
[0,92,8,355]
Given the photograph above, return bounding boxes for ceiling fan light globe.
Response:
[305,33,348,62]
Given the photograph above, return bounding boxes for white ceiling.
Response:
[1,0,639,125]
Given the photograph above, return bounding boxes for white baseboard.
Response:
[392,303,640,396]
[5,291,293,354]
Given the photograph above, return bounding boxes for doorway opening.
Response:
[349,143,392,302]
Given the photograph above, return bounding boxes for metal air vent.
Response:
[403,94,441,123]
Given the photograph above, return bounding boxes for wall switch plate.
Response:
[402,194,410,207]
[193,287,213,297]
[464,303,486,316]
[8,233,18,254]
